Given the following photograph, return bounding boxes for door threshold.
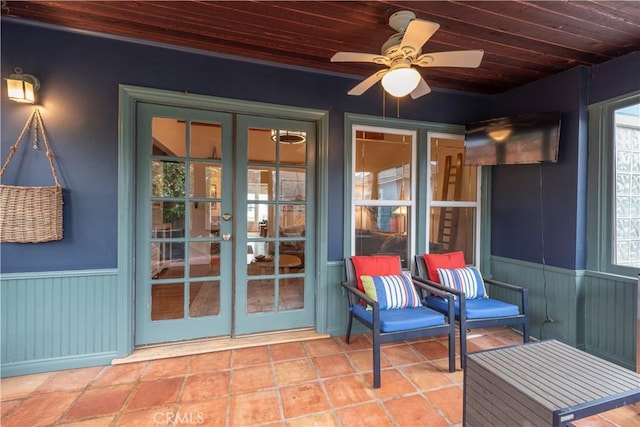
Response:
[111,328,330,365]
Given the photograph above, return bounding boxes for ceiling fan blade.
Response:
[347,70,388,96]
[331,52,390,66]
[414,50,485,68]
[410,76,431,99]
[400,19,440,55]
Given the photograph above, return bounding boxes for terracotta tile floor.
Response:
[1,328,638,426]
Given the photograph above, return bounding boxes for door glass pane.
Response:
[431,139,477,202]
[248,128,276,163]
[280,277,304,311]
[190,163,221,198]
[189,281,220,317]
[152,118,185,156]
[151,202,185,238]
[152,160,186,198]
[248,167,275,201]
[188,202,219,238]
[247,256,273,276]
[149,240,185,278]
[247,279,275,314]
[279,205,305,233]
[276,130,307,165]
[429,207,476,262]
[280,168,306,201]
[190,122,221,159]
[151,283,184,320]
[189,242,215,278]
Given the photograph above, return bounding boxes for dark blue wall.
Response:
[1,19,490,272]
[589,51,640,104]
[489,67,589,269]
[490,51,640,270]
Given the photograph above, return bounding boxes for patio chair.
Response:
[342,255,456,388]
[414,252,529,369]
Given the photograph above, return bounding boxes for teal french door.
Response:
[234,115,316,335]
[135,103,315,345]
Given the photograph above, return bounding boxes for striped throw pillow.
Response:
[360,272,422,310]
[436,266,488,299]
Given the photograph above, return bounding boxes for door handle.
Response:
[222,233,231,241]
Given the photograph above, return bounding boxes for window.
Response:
[351,126,415,269]
[427,135,481,265]
[587,91,640,275]
[614,104,640,267]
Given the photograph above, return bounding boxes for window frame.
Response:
[426,132,483,265]
[350,124,417,268]
[343,113,471,271]
[587,90,640,277]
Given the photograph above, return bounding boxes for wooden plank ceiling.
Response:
[3,1,639,94]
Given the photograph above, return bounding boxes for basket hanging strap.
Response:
[0,108,61,187]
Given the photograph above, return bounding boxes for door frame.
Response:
[117,85,329,357]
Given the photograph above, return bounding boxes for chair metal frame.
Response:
[414,255,529,369]
[342,257,456,388]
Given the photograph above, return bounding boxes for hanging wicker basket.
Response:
[0,109,63,243]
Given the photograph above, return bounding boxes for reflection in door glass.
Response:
[151,201,185,238]
[152,118,185,156]
[280,168,306,201]
[189,241,218,277]
[280,277,304,311]
[148,116,223,322]
[248,128,276,163]
[276,130,306,165]
[189,281,220,317]
[190,122,221,159]
[152,160,186,198]
[245,127,308,316]
[151,283,184,320]
[190,163,220,198]
[247,279,275,313]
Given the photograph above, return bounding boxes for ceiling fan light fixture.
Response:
[381,67,420,97]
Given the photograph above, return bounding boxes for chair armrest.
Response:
[412,278,456,300]
[484,278,526,293]
[341,281,379,309]
[412,275,464,299]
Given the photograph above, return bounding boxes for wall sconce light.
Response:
[5,67,40,104]
[381,66,421,97]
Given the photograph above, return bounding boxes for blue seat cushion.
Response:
[351,305,445,332]
[426,296,519,319]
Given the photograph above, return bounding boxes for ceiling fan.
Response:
[331,11,484,99]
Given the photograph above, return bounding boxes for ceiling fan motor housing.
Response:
[388,10,416,32]
[382,11,421,59]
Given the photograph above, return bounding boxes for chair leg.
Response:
[345,312,354,344]
[459,325,467,370]
[522,321,530,343]
[448,328,455,372]
[372,332,381,389]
